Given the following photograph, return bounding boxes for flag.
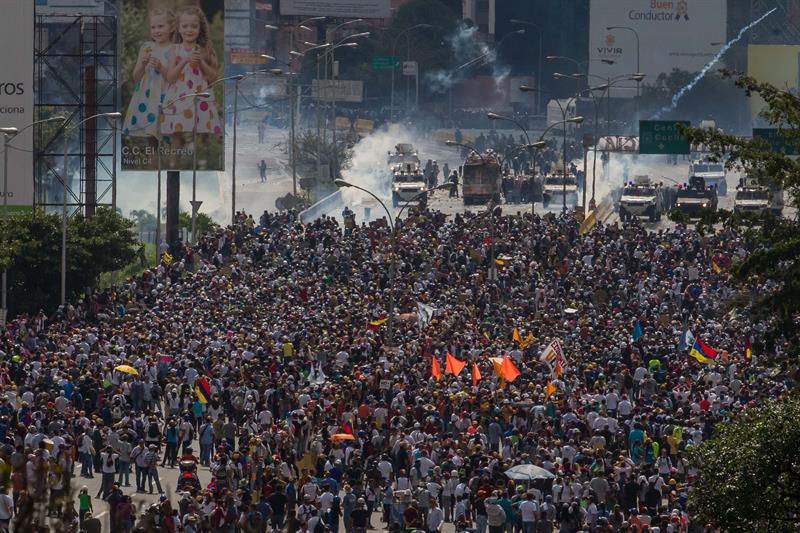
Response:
[472,363,482,386]
[489,357,504,376]
[512,328,522,343]
[367,317,387,330]
[445,352,466,376]
[632,320,643,342]
[689,338,719,364]
[417,302,436,327]
[539,339,565,367]
[431,356,442,380]
[553,360,563,378]
[711,259,722,274]
[158,355,174,364]
[341,421,354,435]
[744,336,752,359]
[519,333,535,350]
[162,251,173,266]
[500,357,521,382]
[495,259,505,266]
[483,331,491,341]
[545,381,556,399]
[195,376,211,404]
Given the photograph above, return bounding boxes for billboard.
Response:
[121,1,225,171]
[280,0,390,19]
[747,45,800,125]
[589,0,726,97]
[0,0,34,213]
[312,80,364,103]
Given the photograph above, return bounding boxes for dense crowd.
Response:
[0,203,791,533]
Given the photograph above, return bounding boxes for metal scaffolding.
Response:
[34,14,118,215]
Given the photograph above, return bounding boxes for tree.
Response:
[129,209,157,232]
[178,211,218,238]
[680,72,800,352]
[688,395,800,532]
[292,130,353,182]
[0,207,138,316]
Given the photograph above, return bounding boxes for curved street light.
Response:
[1,115,68,317]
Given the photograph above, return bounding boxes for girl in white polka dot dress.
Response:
[122,7,174,139]
[162,5,221,160]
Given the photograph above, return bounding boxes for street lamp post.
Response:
[606,26,641,117]
[62,111,122,305]
[391,24,435,122]
[154,92,210,263]
[189,75,241,241]
[511,19,544,113]
[328,33,368,177]
[0,116,67,321]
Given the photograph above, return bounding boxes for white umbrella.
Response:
[504,464,555,481]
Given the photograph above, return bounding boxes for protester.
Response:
[0,202,789,533]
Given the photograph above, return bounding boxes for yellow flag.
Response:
[519,333,535,349]
[162,251,173,266]
[512,328,522,343]
[545,381,556,398]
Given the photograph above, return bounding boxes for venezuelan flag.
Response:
[745,337,752,359]
[689,339,718,364]
[195,376,211,404]
[367,317,387,330]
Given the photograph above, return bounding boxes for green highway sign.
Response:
[371,55,400,71]
[753,128,797,155]
[639,120,690,155]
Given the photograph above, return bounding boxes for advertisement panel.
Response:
[747,45,800,124]
[121,0,225,171]
[0,0,34,213]
[280,0,390,19]
[589,0,726,97]
[312,80,364,103]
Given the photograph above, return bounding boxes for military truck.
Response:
[462,150,502,205]
[688,158,727,196]
[618,175,667,222]
[675,175,718,218]
[733,176,783,217]
[542,172,578,209]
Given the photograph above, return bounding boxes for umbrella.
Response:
[114,365,139,376]
[504,464,555,481]
[330,433,356,442]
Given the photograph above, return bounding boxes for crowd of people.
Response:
[0,201,791,533]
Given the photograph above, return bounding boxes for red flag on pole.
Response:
[500,357,521,382]
[431,356,442,380]
[472,363,482,386]
[445,352,466,376]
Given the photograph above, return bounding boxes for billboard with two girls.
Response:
[121,0,225,171]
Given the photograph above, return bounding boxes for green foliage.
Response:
[679,72,800,347]
[129,209,157,232]
[293,130,353,181]
[178,211,218,237]
[688,395,800,532]
[0,208,138,316]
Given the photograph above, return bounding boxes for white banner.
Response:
[311,80,364,103]
[0,0,33,213]
[280,0,390,18]
[589,0,726,97]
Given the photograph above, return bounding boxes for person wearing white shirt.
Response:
[519,495,538,531]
